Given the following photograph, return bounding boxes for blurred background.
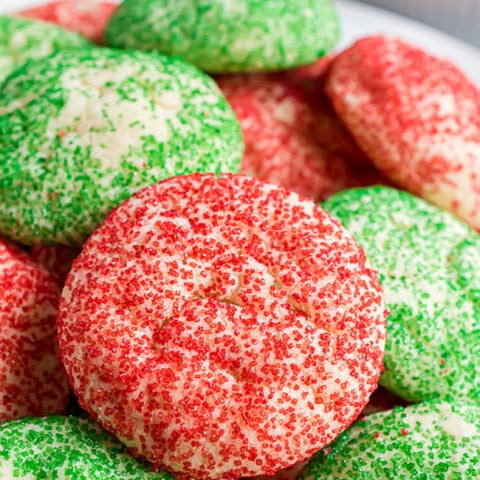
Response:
[358,0,480,47]
[1,0,479,50]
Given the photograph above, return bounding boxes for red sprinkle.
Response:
[216,63,388,202]
[57,173,386,480]
[327,35,480,230]
[0,239,70,420]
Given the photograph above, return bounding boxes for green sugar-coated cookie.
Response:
[0,47,243,246]
[0,15,92,82]
[322,186,480,405]
[298,400,480,479]
[0,415,174,479]
[105,0,340,73]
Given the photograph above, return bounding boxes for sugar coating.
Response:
[0,239,70,421]
[323,186,480,405]
[19,0,118,44]
[105,0,340,73]
[298,401,480,479]
[0,48,242,246]
[57,173,386,480]
[0,15,91,82]
[277,56,371,169]
[0,415,174,479]
[326,35,480,230]
[216,62,388,201]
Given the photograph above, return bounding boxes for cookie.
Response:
[278,57,372,169]
[105,0,340,73]
[19,0,118,44]
[57,173,386,480]
[323,185,480,405]
[0,14,92,82]
[298,400,480,479]
[326,35,480,230]
[0,239,70,421]
[0,415,173,479]
[0,48,242,246]
[216,60,388,201]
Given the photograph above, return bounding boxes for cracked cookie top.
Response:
[57,172,386,480]
[0,48,243,246]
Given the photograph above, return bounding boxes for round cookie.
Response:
[0,48,242,246]
[323,185,480,405]
[105,0,340,73]
[0,15,92,82]
[326,35,480,230]
[0,238,70,421]
[19,0,118,45]
[0,415,174,479]
[57,173,386,480]
[298,400,480,479]
[216,61,388,201]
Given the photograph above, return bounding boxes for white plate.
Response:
[336,0,480,85]
[1,0,479,85]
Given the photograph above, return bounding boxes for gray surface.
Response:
[358,0,480,47]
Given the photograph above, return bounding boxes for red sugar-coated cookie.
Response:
[19,0,117,44]
[30,245,81,285]
[0,238,70,421]
[326,35,480,230]
[279,56,372,169]
[58,173,386,480]
[216,59,387,202]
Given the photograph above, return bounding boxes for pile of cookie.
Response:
[0,1,478,479]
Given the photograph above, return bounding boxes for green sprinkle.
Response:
[0,15,92,83]
[323,186,480,405]
[0,415,174,479]
[0,47,243,246]
[299,401,480,479]
[105,0,340,73]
